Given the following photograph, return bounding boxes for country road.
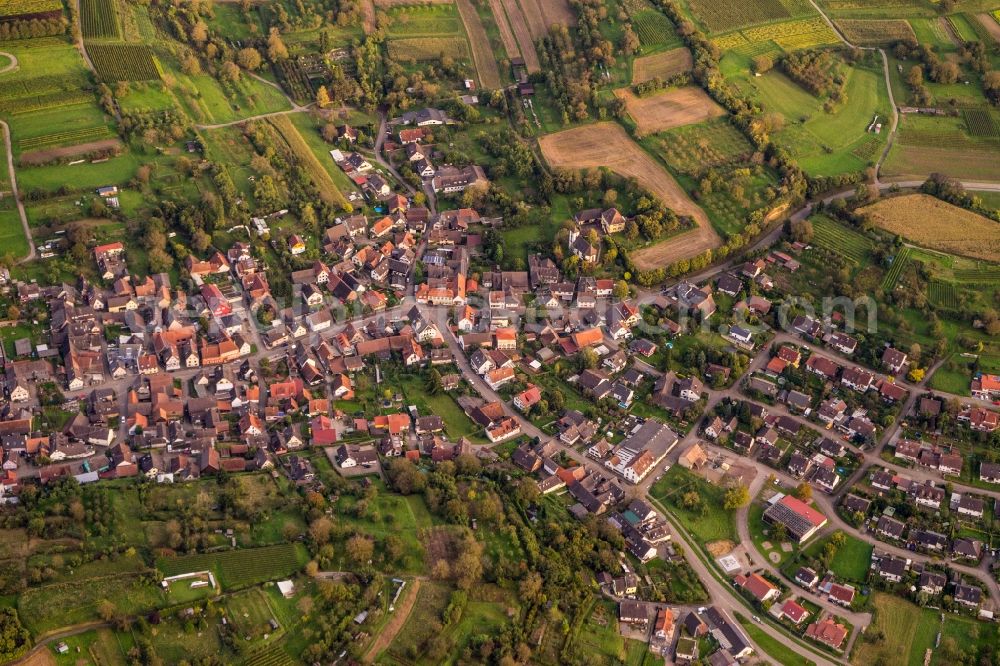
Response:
[0,51,18,74]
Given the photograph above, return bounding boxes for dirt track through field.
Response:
[0,51,19,74]
[614,86,726,134]
[975,13,1000,44]
[488,0,521,60]
[456,0,501,89]
[538,122,720,270]
[362,578,422,662]
[940,16,963,47]
[19,138,123,165]
[499,0,539,72]
[517,0,548,39]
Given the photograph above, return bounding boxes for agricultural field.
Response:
[884,111,1000,181]
[978,12,1000,43]
[0,0,63,20]
[735,60,889,176]
[19,570,163,635]
[386,36,470,61]
[632,47,693,84]
[156,543,309,590]
[380,581,451,662]
[907,17,956,50]
[156,53,291,125]
[7,102,115,157]
[810,214,874,265]
[383,3,472,65]
[859,194,1000,262]
[644,117,780,235]
[385,4,462,36]
[0,207,30,260]
[81,0,122,40]
[285,112,364,198]
[713,16,840,53]
[268,114,349,209]
[455,0,501,89]
[685,0,791,33]
[880,245,912,291]
[0,41,91,89]
[497,0,540,72]
[651,117,757,173]
[87,43,160,81]
[622,0,679,50]
[615,86,726,134]
[540,122,719,268]
[834,18,915,45]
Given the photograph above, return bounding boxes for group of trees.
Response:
[780,49,846,100]
[0,16,66,40]
[894,40,962,105]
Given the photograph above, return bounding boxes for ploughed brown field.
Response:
[19,138,123,166]
[859,193,1000,262]
[538,122,721,270]
[499,0,539,72]
[632,47,693,84]
[614,86,726,135]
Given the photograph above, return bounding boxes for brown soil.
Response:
[362,578,422,662]
[500,0,540,72]
[538,122,721,270]
[361,0,375,34]
[17,649,57,666]
[456,0,501,89]
[488,0,521,60]
[516,0,547,40]
[19,138,122,166]
[421,525,460,566]
[538,0,574,27]
[614,86,726,135]
[632,47,693,84]
[975,13,1000,44]
[707,540,735,557]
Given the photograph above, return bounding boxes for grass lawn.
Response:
[735,61,889,177]
[394,374,484,442]
[332,490,435,574]
[0,200,28,259]
[735,612,816,666]
[827,533,872,583]
[854,593,924,666]
[287,112,362,198]
[649,466,737,544]
[19,572,164,635]
[225,588,276,641]
[928,355,972,396]
[575,599,628,663]
[383,581,451,662]
[156,543,309,590]
[16,151,142,193]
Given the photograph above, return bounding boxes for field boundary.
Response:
[538,122,720,270]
